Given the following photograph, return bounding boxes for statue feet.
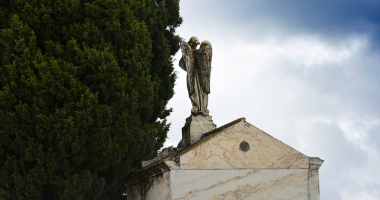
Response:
[191,108,210,116]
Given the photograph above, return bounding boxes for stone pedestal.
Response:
[177,115,216,149]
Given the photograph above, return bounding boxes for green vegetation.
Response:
[0,0,181,199]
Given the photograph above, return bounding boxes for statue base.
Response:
[177,114,216,149]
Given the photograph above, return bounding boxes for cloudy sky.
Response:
[163,0,380,199]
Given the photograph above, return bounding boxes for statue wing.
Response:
[198,41,212,94]
[179,38,195,95]
[179,57,186,71]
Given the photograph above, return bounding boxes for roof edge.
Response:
[119,159,179,186]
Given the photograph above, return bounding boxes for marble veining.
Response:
[180,121,309,169]
[170,169,311,200]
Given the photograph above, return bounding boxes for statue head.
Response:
[188,36,200,49]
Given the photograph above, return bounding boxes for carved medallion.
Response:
[239,141,250,152]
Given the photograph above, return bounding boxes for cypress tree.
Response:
[0,0,182,199]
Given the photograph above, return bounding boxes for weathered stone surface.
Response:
[122,161,172,188]
[179,120,309,169]
[140,147,177,168]
[126,171,170,200]
[177,115,216,149]
[170,169,315,200]
[309,157,324,170]
[179,37,212,116]
[308,169,321,200]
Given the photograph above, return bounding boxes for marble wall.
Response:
[127,171,170,200]
[170,169,316,200]
[124,119,322,200]
[180,121,309,169]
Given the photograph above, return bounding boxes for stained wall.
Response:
[170,169,320,200]
[126,171,170,200]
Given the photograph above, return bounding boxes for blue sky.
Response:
[164,0,380,199]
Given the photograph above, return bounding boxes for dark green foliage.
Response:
[0,0,182,199]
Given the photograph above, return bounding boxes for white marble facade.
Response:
[178,120,309,170]
[171,169,314,200]
[123,118,323,200]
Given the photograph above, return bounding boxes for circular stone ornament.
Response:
[239,141,250,152]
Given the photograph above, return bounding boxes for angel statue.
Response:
[179,36,212,116]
